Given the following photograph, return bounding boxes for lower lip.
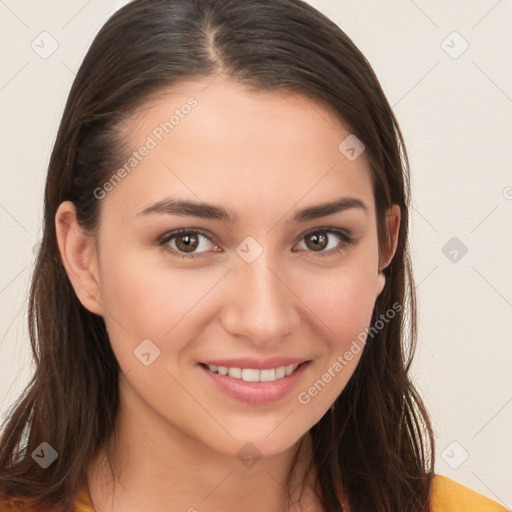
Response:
[199,362,310,405]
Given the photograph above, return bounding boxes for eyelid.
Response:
[157,226,356,259]
[298,226,353,242]
[157,228,220,259]
[293,227,356,258]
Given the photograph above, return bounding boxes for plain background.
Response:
[0,0,511,506]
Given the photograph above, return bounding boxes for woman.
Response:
[0,1,507,511]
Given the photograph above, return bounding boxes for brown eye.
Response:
[304,231,329,252]
[175,233,199,253]
[296,229,355,257]
[158,229,219,258]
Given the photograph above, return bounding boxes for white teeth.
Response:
[206,363,300,382]
[241,368,260,382]
[260,369,276,382]
[228,367,242,379]
[275,366,286,379]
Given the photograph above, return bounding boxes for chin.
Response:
[203,424,309,462]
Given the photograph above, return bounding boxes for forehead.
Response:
[104,76,374,220]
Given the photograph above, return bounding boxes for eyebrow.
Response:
[137,196,369,223]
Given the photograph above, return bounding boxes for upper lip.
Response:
[200,357,309,370]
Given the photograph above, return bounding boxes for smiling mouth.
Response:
[200,362,309,383]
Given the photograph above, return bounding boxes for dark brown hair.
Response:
[0,1,434,510]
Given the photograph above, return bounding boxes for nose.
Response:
[220,252,298,347]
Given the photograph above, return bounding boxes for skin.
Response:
[55,76,400,512]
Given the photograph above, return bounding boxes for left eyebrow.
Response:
[292,196,369,222]
[136,196,369,223]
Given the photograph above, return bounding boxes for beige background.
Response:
[0,0,511,506]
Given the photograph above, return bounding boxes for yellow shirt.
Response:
[0,475,509,511]
[430,475,509,512]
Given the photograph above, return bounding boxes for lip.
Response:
[199,357,308,370]
[199,360,311,405]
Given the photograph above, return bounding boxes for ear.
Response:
[376,204,401,296]
[55,201,103,316]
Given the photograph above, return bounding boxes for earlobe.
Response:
[376,270,386,297]
[55,201,103,316]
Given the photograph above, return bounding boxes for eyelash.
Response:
[157,227,356,260]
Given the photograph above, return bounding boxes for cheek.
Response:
[304,226,380,320]
[293,260,379,409]
[96,243,227,375]
[95,246,183,359]
[325,270,378,341]
[301,257,380,345]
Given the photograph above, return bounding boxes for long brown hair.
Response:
[0,1,434,510]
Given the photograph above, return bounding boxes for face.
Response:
[58,76,399,460]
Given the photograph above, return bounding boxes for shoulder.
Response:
[431,474,509,512]
[3,477,509,511]
[0,484,93,512]
[0,491,48,511]
[0,487,39,511]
